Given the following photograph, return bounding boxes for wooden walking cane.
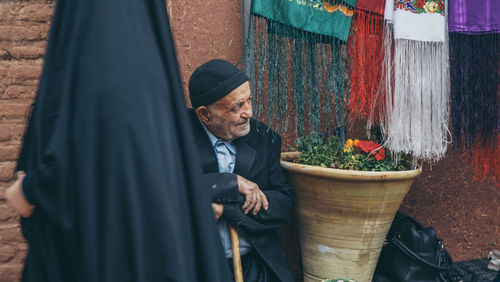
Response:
[229,225,244,282]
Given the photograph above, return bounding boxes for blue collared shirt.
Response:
[200,121,252,258]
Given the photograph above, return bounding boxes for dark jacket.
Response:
[188,109,295,282]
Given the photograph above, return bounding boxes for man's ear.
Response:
[195,106,212,125]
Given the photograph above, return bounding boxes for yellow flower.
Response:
[424,1,438,13]
[343,145,353,153]
[353,139,359,147]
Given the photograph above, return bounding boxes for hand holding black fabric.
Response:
[5,171,34,218]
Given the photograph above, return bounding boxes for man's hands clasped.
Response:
[211,175,269,220]
[237,175,268,215]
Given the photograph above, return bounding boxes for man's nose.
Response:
[241,100,253,118]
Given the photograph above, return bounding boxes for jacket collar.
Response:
[233,134,256,177]
[188,109,256,176]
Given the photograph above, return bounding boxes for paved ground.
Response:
[372,257,499,282]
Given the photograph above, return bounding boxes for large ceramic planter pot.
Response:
[281,152,421,282]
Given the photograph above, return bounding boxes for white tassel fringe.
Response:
[384,37,451,161]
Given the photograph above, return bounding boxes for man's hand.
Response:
[5,171,35,218]
[237,175,269,215]
[211,203,224,220]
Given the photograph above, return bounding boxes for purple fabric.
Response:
[449,0,500,33]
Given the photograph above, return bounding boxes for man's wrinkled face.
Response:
[202,82,252,140]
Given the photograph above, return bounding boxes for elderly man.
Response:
[187,59,295,282]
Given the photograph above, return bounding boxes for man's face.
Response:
[202,82,252,140]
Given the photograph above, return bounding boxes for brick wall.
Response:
[0,1,53,281]
[167,0,242,103]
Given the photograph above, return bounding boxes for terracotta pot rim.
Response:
[281,151,422,181]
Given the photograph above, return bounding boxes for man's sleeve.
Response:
[222,134,295,233]
[204,172,243,204]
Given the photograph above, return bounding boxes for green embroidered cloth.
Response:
[251,0,357,41]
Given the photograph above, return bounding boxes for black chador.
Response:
[16,0,230,281]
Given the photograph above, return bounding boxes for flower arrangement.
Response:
[395,0,445,15]
[293,133,415,171]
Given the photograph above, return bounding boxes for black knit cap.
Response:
[189,59,249,109]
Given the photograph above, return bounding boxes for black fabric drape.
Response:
[16,0,230,281]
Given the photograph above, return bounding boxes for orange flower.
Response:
[345,139,354,148]
[353,139,359,147]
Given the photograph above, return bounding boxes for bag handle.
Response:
[392,237,453,272]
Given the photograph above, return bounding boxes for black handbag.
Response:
[376,211,473,282]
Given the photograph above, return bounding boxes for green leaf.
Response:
[294,133,414,171]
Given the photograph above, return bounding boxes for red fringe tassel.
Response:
[467,136,500,187]
[347,9,384,120]
[469,60,500,187]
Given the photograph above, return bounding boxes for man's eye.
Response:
[230,104,242,113]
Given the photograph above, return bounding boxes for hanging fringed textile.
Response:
[242,0,357,138]
[380,1,395,137]
[448,0,500,185]
[347,0,385,122]
[382,0,450,161]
